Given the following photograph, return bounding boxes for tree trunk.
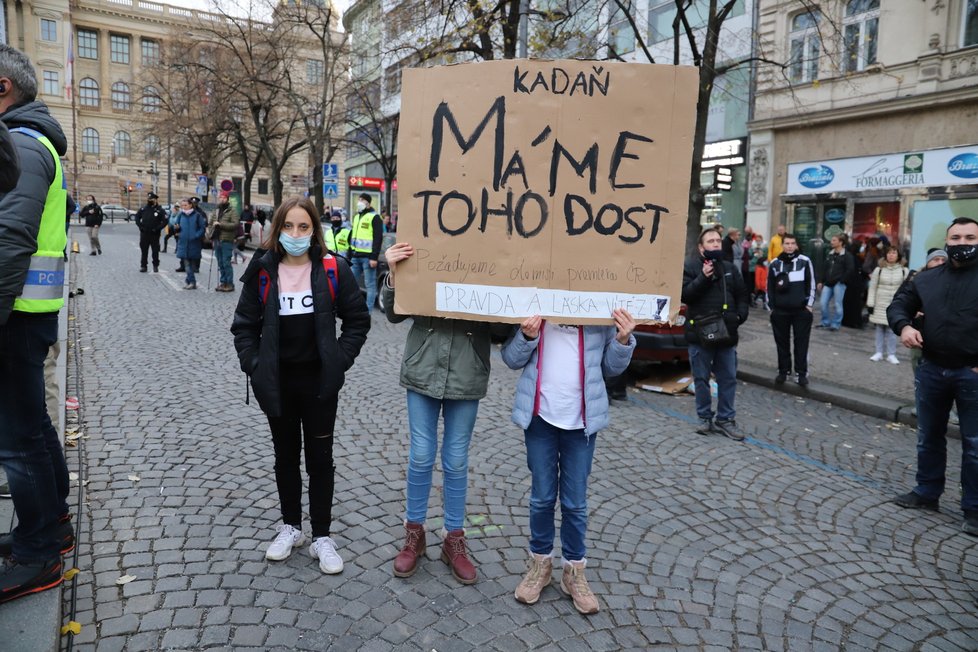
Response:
[310,141,324,215]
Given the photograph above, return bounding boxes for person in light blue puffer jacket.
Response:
[501,310,635,615]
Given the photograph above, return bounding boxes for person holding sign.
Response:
[382,241,494,585]
[682,227,750,441]
[501,310,636,615]
[230,197,370,575]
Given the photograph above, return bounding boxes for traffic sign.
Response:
[323,183,339,199]
[135,182,143,190]
[323,163,338,180]
[220,179,234,192]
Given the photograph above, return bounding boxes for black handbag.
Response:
[691,313,733,347]
[690,266,735,347]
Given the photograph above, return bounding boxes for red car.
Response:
[630,304,689,363]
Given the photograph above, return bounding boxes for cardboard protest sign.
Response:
[394,59,698,324]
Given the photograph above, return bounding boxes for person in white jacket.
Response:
[867,246,908,364]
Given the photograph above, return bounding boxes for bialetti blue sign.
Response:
[798,165,835,189]
[786,145,978,194]
[947,153,978,179]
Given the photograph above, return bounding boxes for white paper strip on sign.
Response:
[435,283,670,321]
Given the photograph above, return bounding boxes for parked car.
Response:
[630,304,689,363]
[100,204,130,223]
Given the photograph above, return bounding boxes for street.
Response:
[60,224,978,651]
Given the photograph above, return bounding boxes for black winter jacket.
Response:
[681,256,750,346]
[230,245,371,417]
[820,248,855,286]
[886,261,978,369]
[0,101,68,326]
[0,119,19,192]
[135,203,167,233]
[80,202,103,227]
[767,252,815,312]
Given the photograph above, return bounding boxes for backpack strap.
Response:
[322,255,338,302]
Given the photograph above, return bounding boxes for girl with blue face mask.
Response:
[231,197,371,577]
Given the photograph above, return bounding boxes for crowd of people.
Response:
[1,40,975,624]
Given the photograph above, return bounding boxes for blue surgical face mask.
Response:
[279,232,312,257]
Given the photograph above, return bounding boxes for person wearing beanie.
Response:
[209,190,239,291]
[766,233,816,385]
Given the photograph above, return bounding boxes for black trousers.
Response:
[139,231,161,267]
[266,361,337,538]
[770,308,813,375]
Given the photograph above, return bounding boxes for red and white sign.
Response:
[348,176,384,190]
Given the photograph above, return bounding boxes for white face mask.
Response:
[357,201,367,211]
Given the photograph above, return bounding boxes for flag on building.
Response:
[65,24,74,101]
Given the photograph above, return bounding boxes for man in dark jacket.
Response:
[887,216,978,536]
[134,191,167,272]
[816,235,854,330]
[0,43,72,603]
[767,234,815,386]
[0,118,19,192]
[682,227,750,441]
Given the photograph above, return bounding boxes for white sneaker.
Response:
[309,536,344,574]
[265,524,305,561]
[887,354,900,365]
[869,353,883,362]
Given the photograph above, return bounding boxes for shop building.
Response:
[748,0,978,262]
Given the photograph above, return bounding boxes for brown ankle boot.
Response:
[393,522,426,578]
[440,529,477,584]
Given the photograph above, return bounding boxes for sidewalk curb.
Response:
[737,362,962,441]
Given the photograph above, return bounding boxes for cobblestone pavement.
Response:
[59,224,978,651]
[736,302,915,406]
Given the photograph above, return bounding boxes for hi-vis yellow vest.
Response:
[323,226,350,255]
[350,210,376,254]
[11,127,67,314]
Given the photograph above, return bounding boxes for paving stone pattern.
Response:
[61,225,978,651]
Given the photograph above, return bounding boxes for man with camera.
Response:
[682,227,750,441]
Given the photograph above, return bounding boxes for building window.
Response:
[176,173,188,182]
[110,35,130,65]
[110,82,130,110]
[82,128,99,155]
[145,135,160,158]
[41,19,57,42]
[142,86,161,113]
[258,179,269,195]
[843,0,879,72]
[77,29,98,60]
[306,59,324,84]
[42,71,60,96]
[79,78,100,107]
[608,2,635,55]
[789,10,821,82]
[965,0,978,47]
[647,0,744,44]
[114,131,131,158]
[141,39,161,66]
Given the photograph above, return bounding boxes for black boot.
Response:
[0,557,63,604]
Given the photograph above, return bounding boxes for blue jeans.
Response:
[524,416,596,562]
[688,343,737,421]
[0,313,69,562]
[405,390,479,531]
[912,359,978,512]
[350,255,376,310]
[216,240,234,286]
[182,258,198,285]
[819,283,846,328]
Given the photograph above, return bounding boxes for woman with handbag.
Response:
[230,197,370,573]
[682,227,750,441]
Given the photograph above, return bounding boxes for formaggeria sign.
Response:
[786,145,978,195]
[394,60,698,325]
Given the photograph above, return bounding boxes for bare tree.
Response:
[343,78,399,211]
[274,1,351,214]
[140,39,235,198]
